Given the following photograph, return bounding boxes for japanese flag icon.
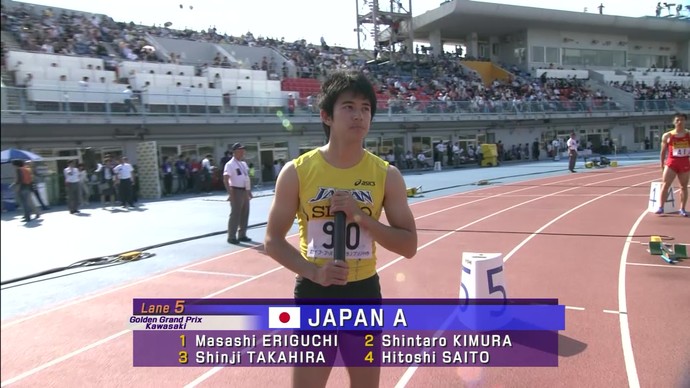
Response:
[268,307,301,329]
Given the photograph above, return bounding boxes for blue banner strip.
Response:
[132,299,565,331]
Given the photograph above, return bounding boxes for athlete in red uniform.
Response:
[656,113,689,216]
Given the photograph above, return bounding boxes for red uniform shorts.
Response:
[666,156,690,174]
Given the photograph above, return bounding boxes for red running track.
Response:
[1,165,689,388]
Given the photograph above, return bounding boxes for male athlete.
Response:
[655,112,689,216]
[265,70,418,387]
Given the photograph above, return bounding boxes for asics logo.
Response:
[354,179,375,186]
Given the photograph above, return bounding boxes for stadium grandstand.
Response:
[1,0,689,206]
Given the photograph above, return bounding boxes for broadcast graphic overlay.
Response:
[129,298,565,367]
[130,214,565,369]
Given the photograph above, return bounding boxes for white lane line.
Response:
[411,184,554,221]
[182,174,608,387]
[603,309,625,315]
[393,310,459,388]
[184,367,224,388]
[1,238,291,330]
[0,266,284,387]
[617,210,646,388]
[500,178,656,266]
[454,194,649,198]
[566,306,586,311]
[380,189,562,273]
[1,172,580,330]
[393,171,657,388]
[401,166,626,207]
[627,262,690,269]
[383,171,654,274]
[177,269,255,278]
[202,266,284,299]
[0,330,130,387]
[3,169,652,387]
[1,173,590,386]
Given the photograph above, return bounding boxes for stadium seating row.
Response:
[281,78,322,97]
[535,69,589,79]
[21,80,297,108]
[117,62,196,78]
[27,80,131,104]
[128,73,210,89]
[7,51,104,71]
[537,68,690,87]
[24,79,225,107]
[15,67,118,86]
[7,49,687,109]
[201,67,269,82]
[214,78,281,93]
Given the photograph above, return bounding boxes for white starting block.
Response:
[458,252,510,330]
[648,182,676,213]
[434,161,442,171]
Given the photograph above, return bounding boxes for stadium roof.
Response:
[408,0,690,43]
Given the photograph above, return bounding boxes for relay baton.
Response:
[333,211,346,261]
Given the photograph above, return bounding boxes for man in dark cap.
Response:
[223,143,253,244]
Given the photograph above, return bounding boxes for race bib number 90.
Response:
[307,219,373,259]
[671,147,689,157]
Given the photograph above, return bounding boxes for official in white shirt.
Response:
[567,133,579,173]
[223,143,253,244]
[113,156,136,207]
[64,159,81,214]
[123,86,137,113]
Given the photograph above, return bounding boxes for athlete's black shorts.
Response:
[294,273,382,299]
[291,274,383,367]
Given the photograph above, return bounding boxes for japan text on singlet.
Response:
[294,148,388,282]
[667,130,690,158]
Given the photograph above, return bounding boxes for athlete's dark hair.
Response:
[674,112,687,120]
[318,70,377,141]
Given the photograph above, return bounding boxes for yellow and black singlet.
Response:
[294,148,388,282]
